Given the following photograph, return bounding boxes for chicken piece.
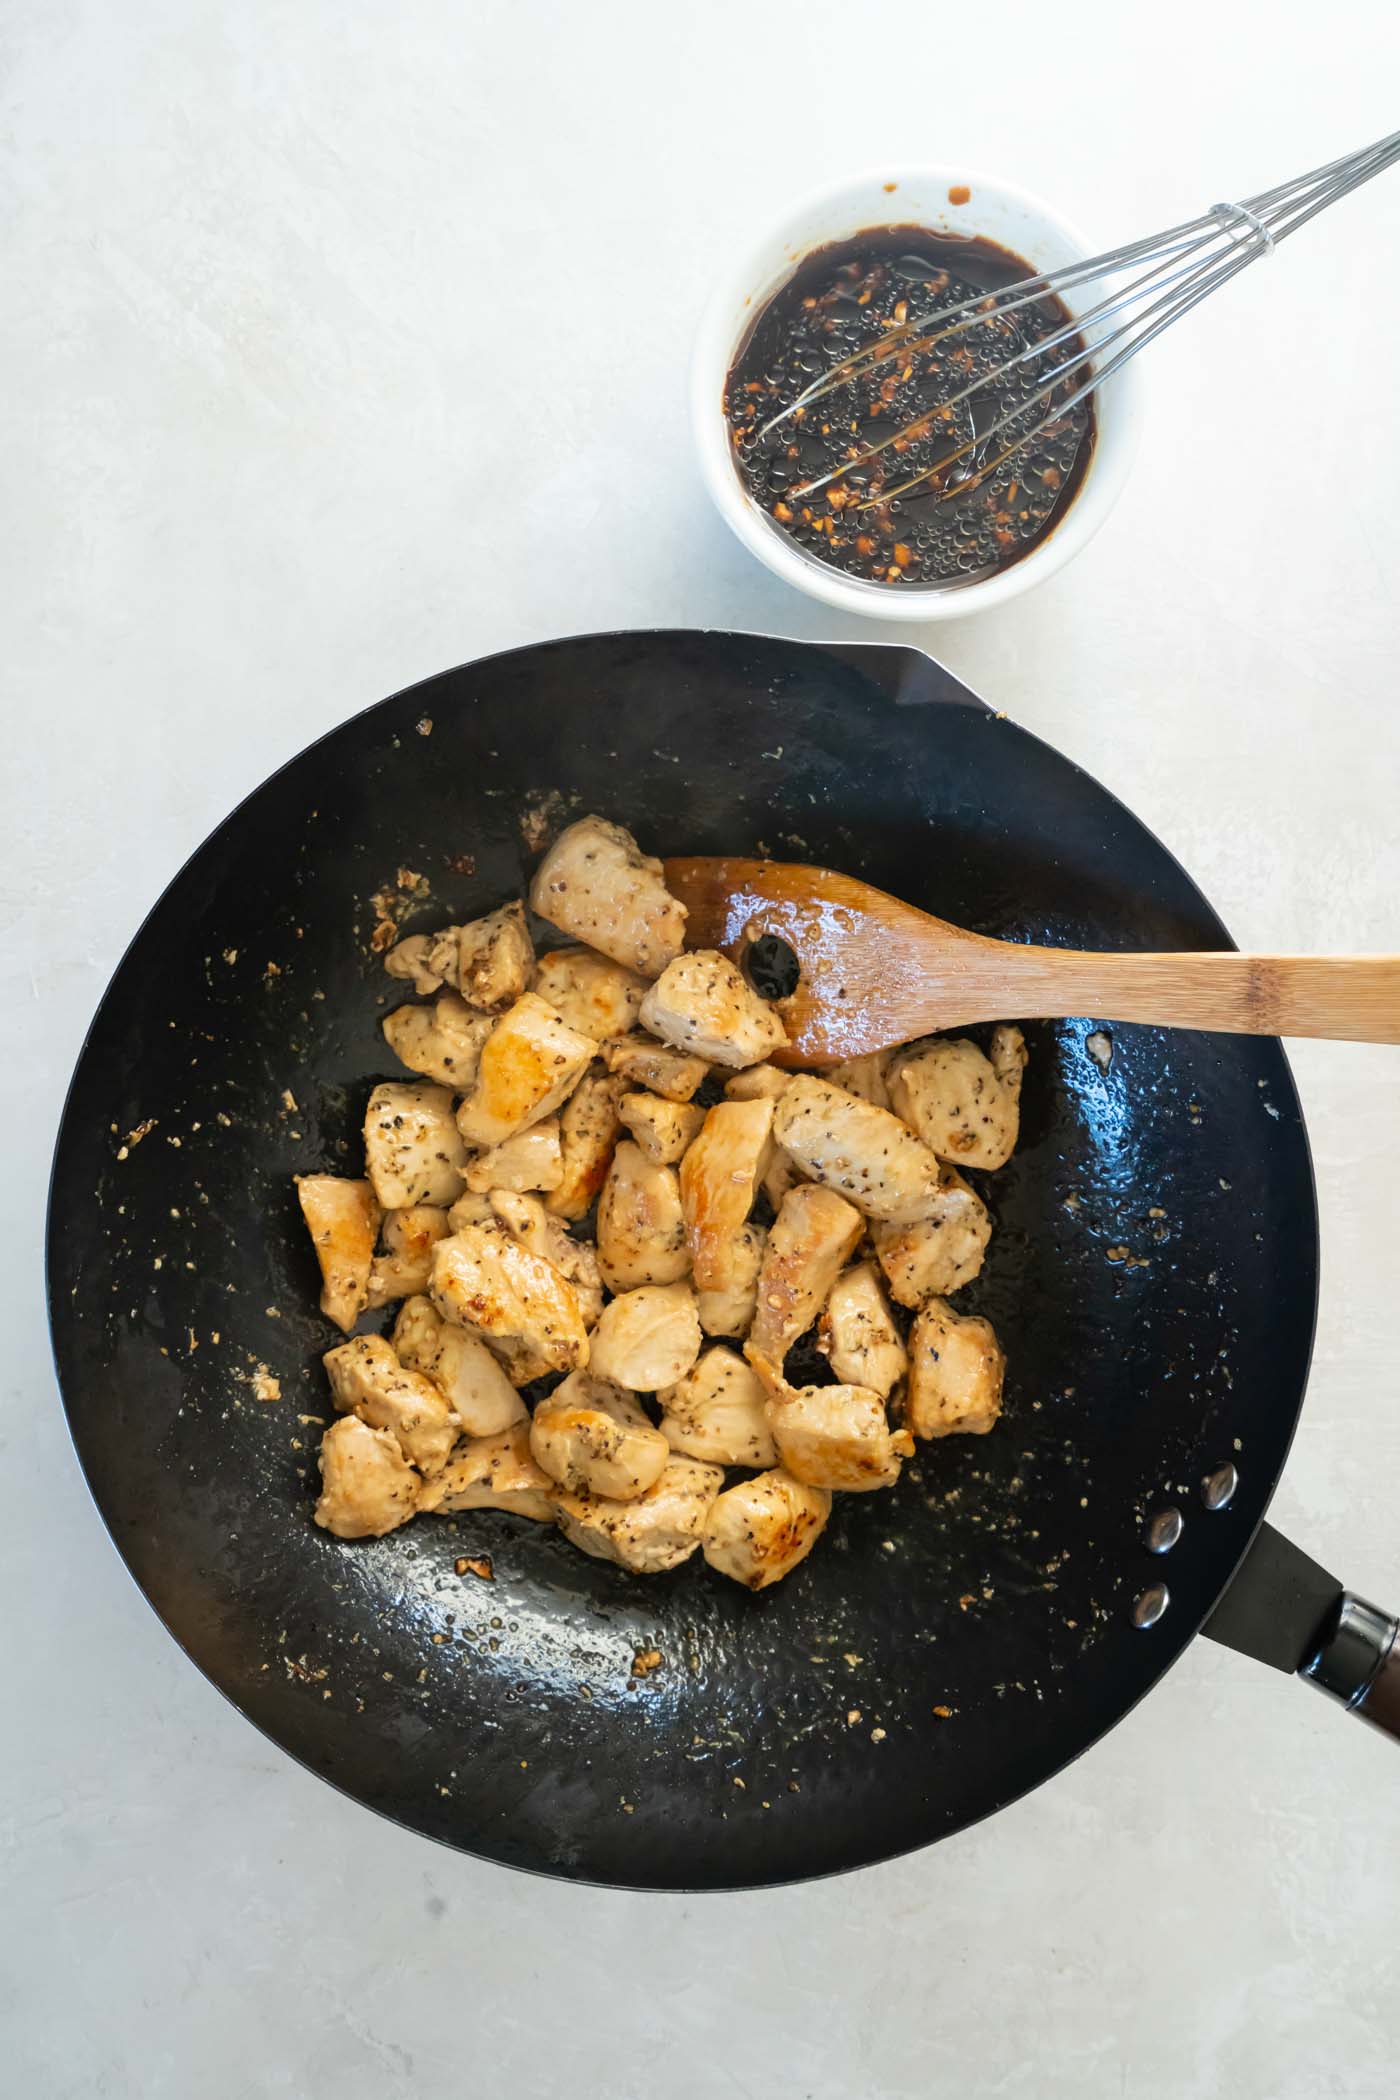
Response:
[533,946,649,1041]
[454,992,595,1149]
[462,1117,564,1194]
[447,1190,497,1232]
[725,1063,792,1104]
[871,1168,992,1307]
[381,993,493,1090]
[529,815,687,978]
[392,1294,525,1436]
[363,1082,468,1209]
[553,1455,724,1574]
[602,1033,711,1103]
[545,1068,627,1222]
[819,1260,907,1398]
[658,1345,777,1467]
[487,1189,605,1327]
[766,1383,913,1492]
[745,1185,864,1379]
[702,1470,831,1590]
[529,1371,670,1501]
[417,1421,556,1521]
[384,932,445,996]
[616,1091,706,1166]
[322,1333,458,1473]
[596,1140,689,1291]
[427,900,534,1012]
[638,950,788,1069]
[762,1148,809,1214]
[431,1226,589,1381]
[822,1051,894,1112]
[295,1174,380,1333]
[588,1282,702,1392]
[906,1300,1005,1438]
[772,1075,943,1224]
[679,1097,774,1291]
[366,1203,451,1308]
[888,1026,1027,1170]
[314,1416,421,1539]
[695,1220,767,1338]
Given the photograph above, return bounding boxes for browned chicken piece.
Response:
[766,1382,913,1492]
[529,815,687,978]
[462,1117,564,1194]
[447,1190,498,1232]
[616,1091,706,1166]
[695,1220,767,1338]
[363,1083,468,1209]
[295,1174,380,1332]
[658,1344,777,1467]
[906,1299,1006,1438]
[431,1226,589,1382]
[392,1294,525,1436]
[384,932,445,996]
[417,1420,556,1521]
[427,900,535,1012]
[871,1168,992,1307]
[772,1075,944,1224]
[454,992,596,1149]
[545,1068,627,1222]
[724,1063,792,1104]
[487,1189,605,1326]
[381,993,493,1091]
[532,946,649,1041]
[602,1033,711,1103]
[822,1051,895,1112]
[314,1416,421,1538]
[366,1204,451,1308]
[588,1282,702,1391]
[745,1184,865,1381]
[638,951,787,1069]
[553,1454,724,1573]
[322,1333,458,1473]
[596,1140,689,1291]
[702,1469,831,1589]
[529,1371,670,1500]
[680,1097,774,1291]
[762,1148,809,1213]
[888,1025,1027,1170]
[819,1260,907,1398]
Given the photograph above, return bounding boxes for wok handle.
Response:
[1302,1595,1400,1740]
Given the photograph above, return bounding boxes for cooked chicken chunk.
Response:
[392,1294,525,1436]
[695,1220,767,1338]
[724,1064,792,1104]
[454,992,596,1149]
[427,900,535,1012]
[529,815,687,978]
[680,1097,774,1291]
[658,1345,777,1467]
[553,1454,723,1574]
[462,1117,564,1194]
[616,1091,706,1166]
[871,1168,992,1307]
[322,1333,458,1473]
[431,1225,589,1382]
[530,1372,670,1500]
[596,1140,689,1290]
[819,1261,907,1398]
[363,1083,468,1209]
[545,1068,627,1221]
[416,1421,555,1521]
[314,1416,421,1538]
[295,1174,380,1332]
[762,1147,809,1214]
[366,1203,451,1308]
[602,1033,711,1102]
[822,1051,894,1112]
[889,1025,1026,1170]
[702,1469,831,1589]
[638,950,787,1069]
[384,932,445,996]
[772,1075,943,1223]
[487,1189,605,1326]
[533,946,649,1041]
[447,1190,498,1231]
[382,993,493,1090]
[745,1185,864,1379]
[906,1300,1006,1438]
[766,1383,913,1492]
[588,1282,702,1391]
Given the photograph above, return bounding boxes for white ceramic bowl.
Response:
[692,165,1144,621]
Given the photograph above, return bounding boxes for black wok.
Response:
[46,630,1399,1891]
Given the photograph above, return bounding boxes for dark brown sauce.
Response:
[724,225,1095,590]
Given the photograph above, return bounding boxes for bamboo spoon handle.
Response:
[978,948,1400,1044]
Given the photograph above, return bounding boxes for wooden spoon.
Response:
[663,856,1400,1065]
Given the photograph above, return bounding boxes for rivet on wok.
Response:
[1132,1583,1169,1629]
[1145,1507,1183,1554]
[1201,1462,1238,1511]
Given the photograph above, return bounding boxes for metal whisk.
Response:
[770,128,1400,507]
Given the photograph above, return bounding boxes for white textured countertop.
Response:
[5,4,1400,2094]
